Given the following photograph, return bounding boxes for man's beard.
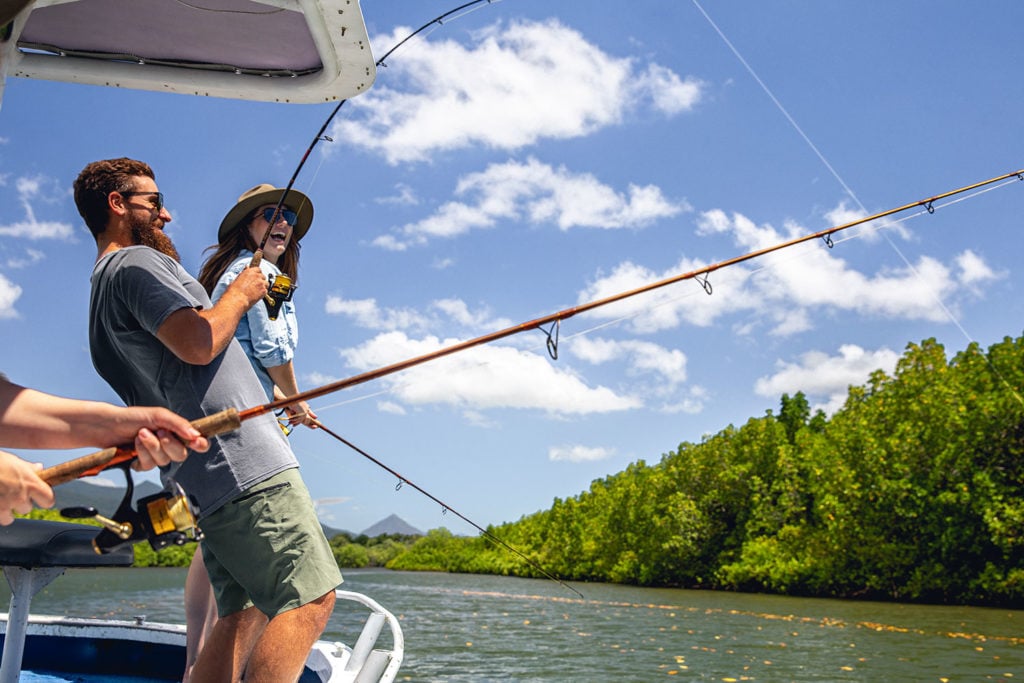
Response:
[129,213,180,262]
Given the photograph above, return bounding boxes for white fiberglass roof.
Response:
[0,0,376,106]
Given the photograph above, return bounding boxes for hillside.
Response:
[361,514,423,538]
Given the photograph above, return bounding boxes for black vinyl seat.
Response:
[0,518,134,682]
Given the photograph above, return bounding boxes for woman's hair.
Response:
[196,208,301,295]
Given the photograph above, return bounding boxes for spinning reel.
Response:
[264,273,295,320]
[61,462,202,554]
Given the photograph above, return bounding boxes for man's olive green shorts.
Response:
[199,468,343,618]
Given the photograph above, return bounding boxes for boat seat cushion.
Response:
[0,519,133,568]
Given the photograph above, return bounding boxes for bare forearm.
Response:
[266,361,300,398]
[0,383,126,449]
[0,380,209,461]
[156,269,267,365]
[266,362,318,427]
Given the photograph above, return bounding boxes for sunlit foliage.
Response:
[392,335,1024,606]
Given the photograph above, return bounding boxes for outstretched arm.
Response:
[0,379,210,469]
[0,377,215,523]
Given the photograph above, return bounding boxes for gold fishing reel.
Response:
[264,273,296,320]
[137,481,203,548]
[61,466,202,554]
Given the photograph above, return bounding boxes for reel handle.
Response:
[40,408,242,486]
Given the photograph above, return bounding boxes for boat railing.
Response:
[314,589,405,683]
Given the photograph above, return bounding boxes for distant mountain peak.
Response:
[360,514,423,537]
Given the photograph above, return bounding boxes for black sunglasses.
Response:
[261,207,298,225]
[120,191,165,211]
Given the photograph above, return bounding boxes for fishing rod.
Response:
[252,0,500,324]
[311,418,584,598]
[41,168,1023,485]
[34,168,1022,562]
[252,0,499,264]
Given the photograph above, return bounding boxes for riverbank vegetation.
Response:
[20,334,1024,606]
[391,335,1024,606]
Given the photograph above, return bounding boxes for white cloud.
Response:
[823,200,912,243]
[659,385,709,415]
[305,371,341,387]
[375,183,419,206]
[4,248,45,269]
[313,497,352,523]
[549,444,615,463]
[0,176,75,240]
[638,63,704,115]
[325,294,510,335]
[0,273,23,319]
[570,336,687,386]
[575,256,753,334]
[331,19,704,164]
[373,158,687,250]
[754,344,901,414]
[956,248,1001,287]
[377,400,406,416]
[324,295,430,332]
[431,298,512,331]
[338,331,640,416]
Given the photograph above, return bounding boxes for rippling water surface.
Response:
[3,567,1021,681]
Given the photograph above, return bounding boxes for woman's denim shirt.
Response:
[210,250,297,400]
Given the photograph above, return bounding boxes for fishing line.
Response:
[243,0,578,593]
[308,418,583,598]
[308,171,1024,419]
[691,0,1024,405]
[575,178,1024,340]
[252,0,502,259]
[42,169,1023,518]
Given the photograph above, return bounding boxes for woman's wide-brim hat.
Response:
[218,183,314,243]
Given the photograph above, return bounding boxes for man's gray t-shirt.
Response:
[89,246,297,518]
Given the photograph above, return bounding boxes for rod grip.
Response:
[190,407,242,438]
[39,408,242,486]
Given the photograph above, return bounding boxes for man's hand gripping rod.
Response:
[39,409,242,486]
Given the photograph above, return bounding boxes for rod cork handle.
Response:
[189,407,242,438]
[39,408,242,486]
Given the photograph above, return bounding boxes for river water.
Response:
[2,567,1021,681]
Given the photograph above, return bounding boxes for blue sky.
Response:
[1,0,1023,535]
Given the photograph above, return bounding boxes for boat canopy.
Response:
[0,0,376,108]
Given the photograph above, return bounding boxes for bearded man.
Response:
[74,158,341,683]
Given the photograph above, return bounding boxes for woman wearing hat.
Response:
[186,184,318,681]
[197,183,317,426]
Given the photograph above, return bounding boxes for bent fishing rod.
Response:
[40,167,1023,486]
[253,0,501,320]
[252,0,500,264]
